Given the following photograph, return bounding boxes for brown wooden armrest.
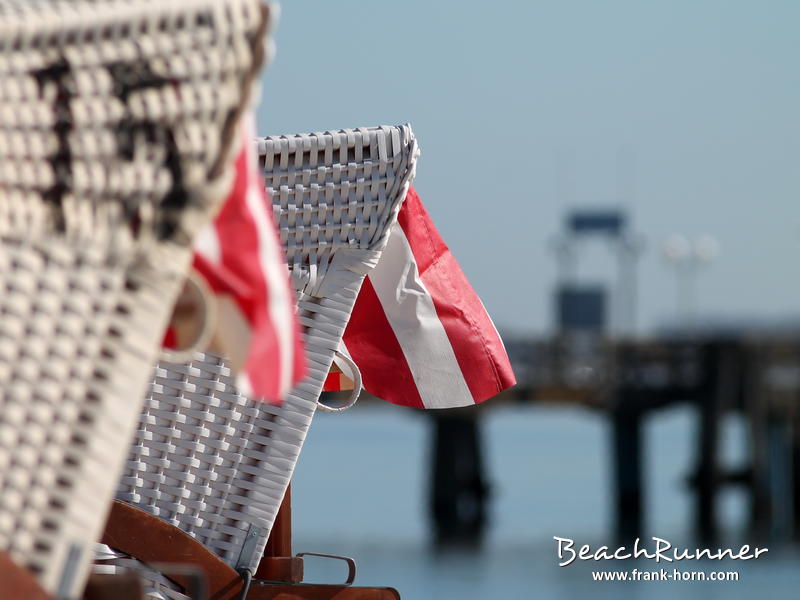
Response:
[101,499,244,600]
[83,572,143,600]
[256,556,305,584]
[102,500,403,600]
[247,583,401,600]
[0,551,53,600]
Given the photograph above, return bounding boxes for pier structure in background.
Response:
[500,335,800,545]
[552,208,643,338]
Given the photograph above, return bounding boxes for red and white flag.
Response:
[191,119,305,403]
[339,186,515,409]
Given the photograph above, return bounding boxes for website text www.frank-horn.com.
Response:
[591,568,739,582]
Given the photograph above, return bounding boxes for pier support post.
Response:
[429,410,489,547]
[694,342,739,543]
[746,345,771,540]
[612,400,643,543]
[793,416,800,540]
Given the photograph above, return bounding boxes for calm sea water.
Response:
[291,403,800,599]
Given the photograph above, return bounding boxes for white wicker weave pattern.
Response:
[112,126,419,582]
[118,356,291,561]
[0,0,269,596]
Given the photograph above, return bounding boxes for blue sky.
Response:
[257,1,800,335]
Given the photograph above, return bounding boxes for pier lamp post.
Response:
[662,234,720,330]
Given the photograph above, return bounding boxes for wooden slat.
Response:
[258,485,305,583]
[83,572,143,600]
[264,486,293,559]
[0,551,52,600]
[246,583,401,600]
[255,557,304,584]
[102,500,244,600]
[102,498,403,600]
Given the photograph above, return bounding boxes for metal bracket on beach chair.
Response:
[294,553,357,586]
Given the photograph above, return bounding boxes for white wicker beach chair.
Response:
[104,125,418,598]
[0,0,270,596]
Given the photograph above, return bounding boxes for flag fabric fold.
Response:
[340,186,516,409]
[191,118,305,403]
[185,138,511,410]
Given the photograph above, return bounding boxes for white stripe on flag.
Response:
[369,223,473,409]
[195,223,221,264]
[245,173,294,394]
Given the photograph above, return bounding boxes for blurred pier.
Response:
[430,334,800,546]
[427,209,800,547]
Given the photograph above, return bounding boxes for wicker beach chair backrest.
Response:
[0,0,269,596]
[115,126,419,576]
